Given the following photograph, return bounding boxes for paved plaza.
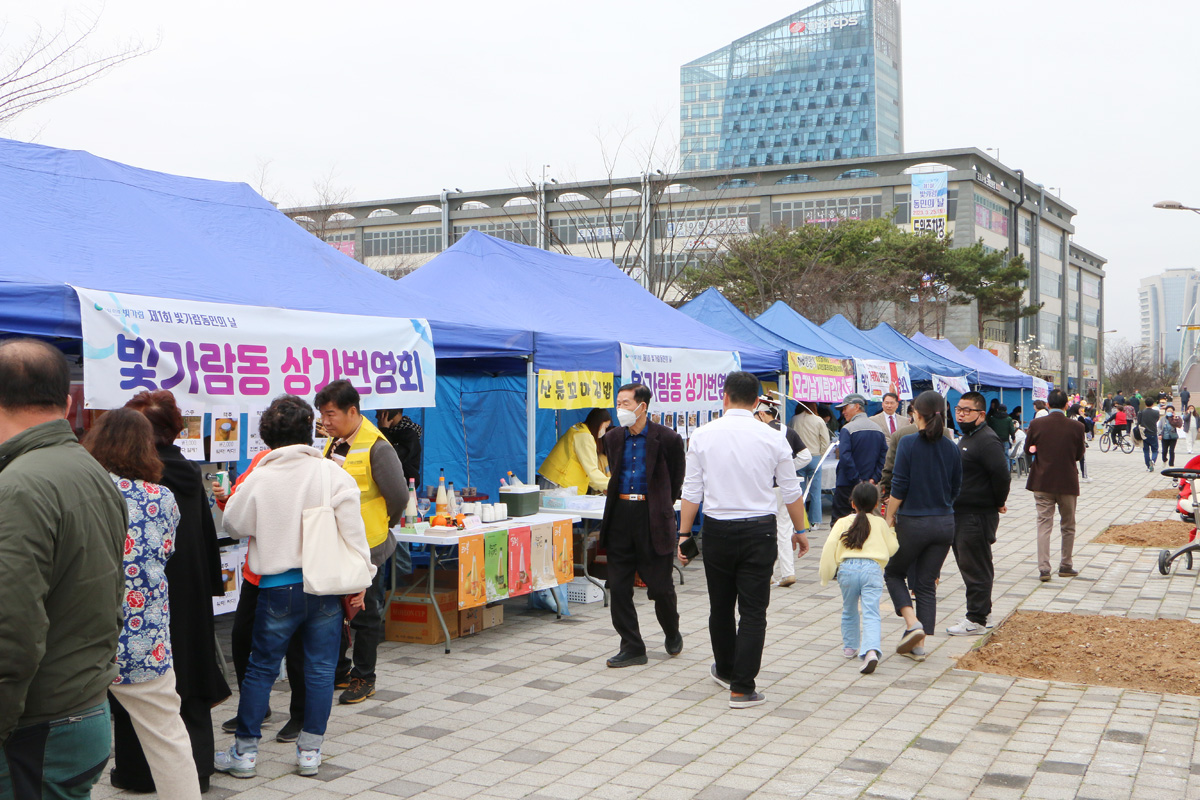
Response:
[98,444,1200,800]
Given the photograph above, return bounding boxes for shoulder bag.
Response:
[302,459,372,596]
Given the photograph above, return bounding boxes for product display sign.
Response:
[911,172,948,238]
[174,404,205,461]
[211,406,240,461]
[856,360,914,401]
[74,287,436,410]
[507,526,533,597]
[484,529,509,602]
[552,518,574,586]
[787,351,858,403]
[537,369,614,410]
[620,344,740,414]
[529,523,556,591]
[457,533,487,610]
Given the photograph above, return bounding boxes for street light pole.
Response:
[1154,200,1200,390]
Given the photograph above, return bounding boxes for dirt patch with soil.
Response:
[958,611,1200,696]
[1093,520,1192,548]
[1146,488,1180,500]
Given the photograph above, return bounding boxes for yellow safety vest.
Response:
[325,416,389,549]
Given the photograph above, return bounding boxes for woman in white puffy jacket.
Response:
[215,395,374,781]
[754,396,811,587]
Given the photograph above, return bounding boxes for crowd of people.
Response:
[0,332,1134,796]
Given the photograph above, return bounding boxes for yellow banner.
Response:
[537,370,614,410]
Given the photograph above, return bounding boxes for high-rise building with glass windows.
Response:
[679,0,902,171]
[1139,269,1200,368]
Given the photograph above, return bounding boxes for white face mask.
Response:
[616,403,643,428]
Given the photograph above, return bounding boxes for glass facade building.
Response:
[680,0,902,171]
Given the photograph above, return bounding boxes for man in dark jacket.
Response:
[1138,403,1161,472]
[947,392,1010,636]
[0,339,127,797]
[831,393,887,523]
[1025,389,1086,581]
[598,383,686,668]
[377,408,423,484]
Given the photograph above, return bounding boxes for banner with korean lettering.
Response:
[932,373,970,396]
[619,344,739,413]
[911,172,948,238]
[74,287,435,410]
[787,351,857,403]
[1032,377,1049,402]
[855,359,914,401]
[537,370,614,410]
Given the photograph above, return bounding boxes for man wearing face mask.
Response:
[946,391,1009,636]
[597,384,686,668]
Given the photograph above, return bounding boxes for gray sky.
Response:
[9,1,1199,345]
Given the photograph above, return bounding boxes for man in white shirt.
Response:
[870,392,903,436]
[678,372,810,709]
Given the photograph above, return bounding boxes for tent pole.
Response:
[526,357,536,484]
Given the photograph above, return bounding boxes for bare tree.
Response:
[290,168,359,257]
[0,9,156,129]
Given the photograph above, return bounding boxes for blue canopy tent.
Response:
[911,333,1027,389]
[755,302,892,362]
[0,138,532,362]
[964,345,1043,424]
[678,288,843,359]
[858,323,972,380]
[400,232,780,486]
[821,314,943,382]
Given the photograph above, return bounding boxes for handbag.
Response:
[302,459,372,596]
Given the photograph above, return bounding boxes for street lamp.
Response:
[1154,200,1200,215]
[986,147,1000,161]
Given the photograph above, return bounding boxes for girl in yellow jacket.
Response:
[819,482,898,675]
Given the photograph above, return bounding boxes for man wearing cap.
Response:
[752,396,810,588]
[832,394,888,524]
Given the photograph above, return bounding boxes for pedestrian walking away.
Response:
[1138,402,1161,471]
[819,482,898,674]
[831,394,887,524]
[1025,389,1086,581]
[883,391,962,662]
[790,401,830,527]
[947,392,1010,637]
[598,383,687,669]
[678,372,810,708]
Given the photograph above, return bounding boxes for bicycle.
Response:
[1098,427,1134,454]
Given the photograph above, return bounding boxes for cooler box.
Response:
[498,485,541,517]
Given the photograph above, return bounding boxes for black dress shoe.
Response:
[199,775,210,793]
[1058,567,1079,577]
[665,632,683,656]
[109,769,154,794]
[606,651,648,668]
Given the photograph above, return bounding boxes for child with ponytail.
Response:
[819,481,899,674]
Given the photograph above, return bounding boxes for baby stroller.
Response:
[1157,455,1200,575]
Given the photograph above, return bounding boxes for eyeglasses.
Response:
[954,406,982,415]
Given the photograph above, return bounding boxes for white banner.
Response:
[932,373,970,396]
[74,287,436,410]
[911,172,948,238]
[1032,377,1050,402]
[620,344,740,416]
[855,359,914,401]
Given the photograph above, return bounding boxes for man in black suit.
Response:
[598,383,687,667]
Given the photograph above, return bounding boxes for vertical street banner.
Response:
[911,172,948,238]
[620,344,740,415]
[73,287,435,410]
[787,351,858,403]
[855,359,914,400]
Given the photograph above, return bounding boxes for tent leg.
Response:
[527,358,536,484]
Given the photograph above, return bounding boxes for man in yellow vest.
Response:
[315,381,409,704]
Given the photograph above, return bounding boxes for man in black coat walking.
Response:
[946,392,1010,637]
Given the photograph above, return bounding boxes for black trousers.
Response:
[831,484,854,524]
[1163,437,1178,467]
[234,579,306,720]
[606,500,679,655]
[952,511,999,625]
[884,513,954,635]
[702,514,776,695]
[338,563,388,683]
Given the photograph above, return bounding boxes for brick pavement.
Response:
[96,443,1200,799]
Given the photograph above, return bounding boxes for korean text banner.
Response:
[74,287,435,410]
[932,373,971,396]
[911,172,948,238]
[620,344,740,413]
[1032,377,1049,402]
[787,351,857,404]
[537,370,614,410]
[856,359,914,401]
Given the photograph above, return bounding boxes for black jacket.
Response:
[954,423,1010,513]
[599,421,686,557]
[1138,407,1160,435]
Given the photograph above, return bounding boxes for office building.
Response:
[679,0,903,172]
[1139,269,1200,368]
[285,147,1104,393]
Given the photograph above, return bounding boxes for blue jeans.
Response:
[838,558,883,657]
[235,585,343,754]
[0,703,110,799]
[799,461,822,525]
[1144,434,1159,468]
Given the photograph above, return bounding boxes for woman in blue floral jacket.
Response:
[83,409,201,800]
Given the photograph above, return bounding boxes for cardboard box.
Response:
[384,590,459,645]
[459,607,483,637]
[482,603,504,629]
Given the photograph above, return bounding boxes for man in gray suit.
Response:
[870,393,903,437]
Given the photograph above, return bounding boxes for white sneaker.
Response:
[214,745,257,778]
[985,614,995,629]
[297,746,321,777]
[946,617,983,636]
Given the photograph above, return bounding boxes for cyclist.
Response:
[1107,406,1127,444]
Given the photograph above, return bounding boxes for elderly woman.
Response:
[84,409,201,800]
[119,391,229,792]
[215,395,374,779]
